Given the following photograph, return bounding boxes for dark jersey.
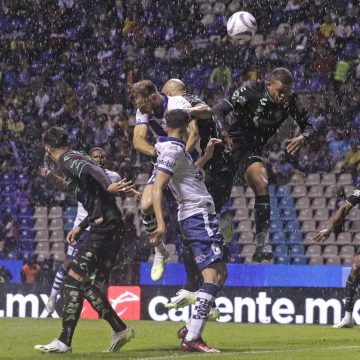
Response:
[58,150,123,229]
[215,81,313,151]
[183,93,218,152]
[347,185,360,207]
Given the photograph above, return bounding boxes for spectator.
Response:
[0,265,13,283]
[22,258,41,284]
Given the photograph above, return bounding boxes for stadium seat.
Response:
[303,232,317,244]
[248,197,255,208]
[336,232,352,244]
[311,197,326,209]
[135,173,149,185]
[352,233,360,245]
[298,208,312,221]
[295,198,310,209]
[317,220,330,230]
[229,243,241,255]
[274,245,288,257]
[313,209,329,221]
[48,206,63,219]
[269,220,283,233]
[292,256,307,265]
[347,207,359,221]
[339,245,355,259]
[321,174,336,186]
[324,185,339,198]
[49,218,64,230]
[51,242,65,253]
[238,232,254,244]
[63,207,77,219]
[35,230,49,242]
[305,173,320,186]
[268,185,276,197]
[308,185,324,198]
[276,185,291,198]
[21,241,34,252]
[33,218,48,230]
[122,197,137,210]
[271,232,286,244]
[18,207,34,218]
[292,185,307,198]
[349,221,360,233]
[49,230,64,242]
[165,244,176,255]
[21,218,34,229]
[64,219,75,232]
[35,242,50,253]
[342,258,353,266]
[270,207,281,220]
[231,197,247,209]
[240,244,256,257]
[284,220,300,232]
[233,208,249,221]
[33,206,48,219]
[306,245,321,257]
[36,253,50,262]
[308,257,324,265]
[275,255,290,265]
[278,197,294,208]
[344,185,355,197]
[327,197,337,209]
[282,208,296,220]
[53,252,66,262]
[235,220,253,233]
[325,258,341,265]
[322,245,338,258]
[337,173,353,186]
[289,173,304,185]
[244,187,255,198]
[287,231,303,244]
[230,185,244,198]
[301,220,316,232]
[290,244,305,256]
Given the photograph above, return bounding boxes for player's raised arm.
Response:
[184,103,213,119]
[38,168,69,192]
[195,138,222,169]
[133,123,157,157]
[185,119,199,152]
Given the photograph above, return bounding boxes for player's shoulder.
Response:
[168,95,192,110]
[231,80,262,103]
[135,108,149,125]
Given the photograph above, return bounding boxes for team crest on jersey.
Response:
[353,189,360,197]
[236,96,247,105]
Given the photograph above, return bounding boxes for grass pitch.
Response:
[1,319,360,360]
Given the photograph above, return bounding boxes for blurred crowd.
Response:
[0,0,359,261]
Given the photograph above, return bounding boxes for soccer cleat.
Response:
[333,318,354,328]
[252,246,274,263]
[151,251,169,281]
[181,338,220,353]
[164,289,198,309]
[45,295,57,314]
[34,339,72,353]
[104,327,135,352]
[208,306,221,321]
[177,326,188,339]
[219,211,234,242]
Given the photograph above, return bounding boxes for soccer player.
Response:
[131,80,212,281]
[34,127,134,353]
[313,184,360,328]
[151,109,228,353]
[214,67,313,262]
[39,147,134,314]
[162,79,232,312]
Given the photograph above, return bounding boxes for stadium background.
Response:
[0,0,359,323]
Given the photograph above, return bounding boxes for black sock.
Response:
[58,276,83,346]
[84,285,127,332]
[182,245,202,292]
[254,195,270,247]
[345,277,357,312]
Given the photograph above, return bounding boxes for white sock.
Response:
[344,311,352,322]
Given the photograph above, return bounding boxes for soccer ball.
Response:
[226,11,257,43]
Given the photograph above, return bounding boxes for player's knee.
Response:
[63,259,71,271]
[140,194,153,214]
[68,268,89,284]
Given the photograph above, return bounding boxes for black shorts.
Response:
[231,148,264,176]
[71,223,124,284]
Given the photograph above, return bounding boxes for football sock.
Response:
[58,275,83,346]
[84,284,127,332]
[344,276,357,312]
[50,264,68,298]
[185,283,220,341]
[141,211,166,255]
[182,245,202,292]
[254,195,270,247]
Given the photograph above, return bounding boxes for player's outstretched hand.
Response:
[312,228,331,243]
[107,180,135,194]
[205,138,222,159]
[150,227,165,247]
[221,130,233,151]
[67,226,81,245]
[286,135,305,155]
[38,168,51,177]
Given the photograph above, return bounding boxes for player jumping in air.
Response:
[151,109,228,353]
[131,80,212,281]
[313,184,360,328]
[34,128,134,353]
[213,67,313,262]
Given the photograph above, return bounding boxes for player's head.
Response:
[267,68,293,104]
[89,147,106,167]
[162,79,186,96]
[43,126,69,161]
[165,109,190,138]
[129,80,160,114]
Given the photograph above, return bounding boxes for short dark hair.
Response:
[43,127,69,148]
[270,68,293,86]
[89,147,105,156]
[129,80,157,101]
[165,109,190,129]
